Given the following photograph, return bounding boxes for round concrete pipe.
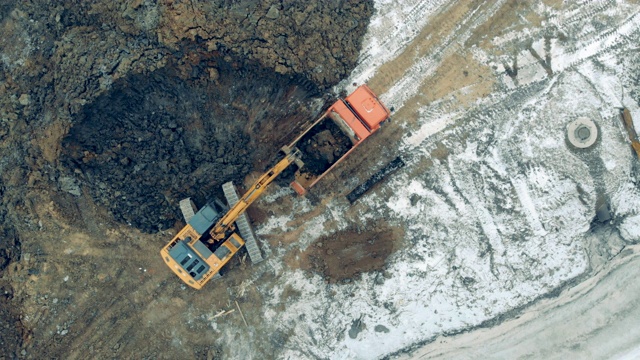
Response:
[567,117,598,149]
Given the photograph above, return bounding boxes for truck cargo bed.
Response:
[288,85,390,195]
[296,115,354,177]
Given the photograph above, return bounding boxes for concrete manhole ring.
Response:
[567,117,598,149]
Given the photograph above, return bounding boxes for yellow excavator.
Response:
[160,85,391,289]
[160,146,303,289]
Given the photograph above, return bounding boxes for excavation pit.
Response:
[62,59,319,233]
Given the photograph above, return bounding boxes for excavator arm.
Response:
[209,146,302,242]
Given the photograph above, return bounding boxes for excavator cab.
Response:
[188,200,226,235]
[161,198,236,288]
[161,148,303,289]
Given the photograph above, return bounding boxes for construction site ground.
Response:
[2,0,640,359]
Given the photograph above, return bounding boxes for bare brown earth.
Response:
[289,224,404,283]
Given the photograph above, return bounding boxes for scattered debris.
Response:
[235,301,248,327]
[347,157,405,203]
[211,309,235,320]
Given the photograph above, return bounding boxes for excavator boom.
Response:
[209,147,302,241]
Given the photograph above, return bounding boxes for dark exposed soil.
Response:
[0,1,15,23]
[62,55,322,233]
[158,0,375,88]
[0,190,17,268]
[300,224,403,283]
[0,185,23,360]
[298,117,354,176]
[0,279,26,360]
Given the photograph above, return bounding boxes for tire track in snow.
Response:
[379,0,507,110]
[338,0,452,92]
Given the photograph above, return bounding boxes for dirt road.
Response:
[398,245,640,359]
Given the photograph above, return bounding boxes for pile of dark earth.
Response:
[62,56,323,233]
[299,118,354,176]
[300,223,401,284]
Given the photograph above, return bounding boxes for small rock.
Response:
[374,274,385,285]
[208,67,219,80]
[265,5,280,20]
[348,317,365,339]
[158,161,168,172]
[462,277,476,286]
[21,349,26,356]
[19,94,31,106]
[274,64,288,74]
[374,325,390,333]
[59,177,81,196]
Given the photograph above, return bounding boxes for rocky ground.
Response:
[0,0,373,358]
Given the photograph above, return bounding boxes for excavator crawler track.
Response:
[222,181,264,263]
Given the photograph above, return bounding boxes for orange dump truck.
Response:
[289,85,391,195]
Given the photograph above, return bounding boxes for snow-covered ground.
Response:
[211,1,640,358]
[397,244,640,359]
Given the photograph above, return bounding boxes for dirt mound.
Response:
[157,1,375,89]
[300,224,403,283]
[62,57,319,233]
